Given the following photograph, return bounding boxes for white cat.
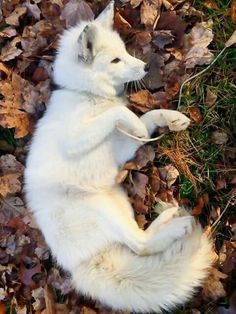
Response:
[25,2,212,312]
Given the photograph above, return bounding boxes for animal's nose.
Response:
[144,63,150,72]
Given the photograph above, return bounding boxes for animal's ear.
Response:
[77,25,96,63]
[95,1,114,29]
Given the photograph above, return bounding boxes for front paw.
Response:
[132,125,149,139]
[161,110,190,132]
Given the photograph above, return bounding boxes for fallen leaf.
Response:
[0,27,17,38]
[0,36,22,62]
[202,267,227,301]
[156,11,187,48]
[184,20,214,68]
[205,88,217,107]
[230,1,236,23]
[143,53,164,90]
[60,0,94,28]
[80,306,97,314]
[192,193,209,216]
[0,154,24,175]
[204,0,219,10]
[0,109,31,138]
[133,145,155,170]
[158,164,179,188]
[140,0,161,28]
[153,30,174,49]
[215,177,227,190]
[188,106,203,122]
[212,131,228,145]
[0,173,21,197]
[130,0,143,8]
[114,12,133,37]
[136,214,147,229]
[130,172,149,198]
[0,302,6,314]
[5,5,27,26]
[149,166,161,193]
[136,31,152,46]
[116,169,129,184]
[25,1,41,20]
[131,195,149,214]
[129,90,159,112]
[18,257,42,288]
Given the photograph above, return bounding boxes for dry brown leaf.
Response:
[156,11,186,48]
[116,169,129,184]
[140,0,161,28]
[130,172,149,198]
[192,193,209,216]
[0,173,21,197]
[0,154,24,175]
[129,90,159,111]
[0,36,22,62]
[114,12,133,37]
[212,131,228,145]
[25,1,41,20]
[143,53,164,90]
[0,302,6,314]
[136,214,147,229]
[136,31,152,46]
[230,1,236,23]
[5,5,27,26]
[202,267,227,301]
[80,306,97,314]
[153,30,174,49]
[188,106,203,122]
[203,0,219,10]
[0,109,31,138]
[0,62,10,77]
[0,27,17,38]
[184,20,214,68]
[130,0,143,8]
[159,164,179,188]
[205,88,217,107]
[60,0,94,28]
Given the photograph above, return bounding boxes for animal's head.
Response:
[53,1,149,97]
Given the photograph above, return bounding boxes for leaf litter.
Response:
[0,0,235,313]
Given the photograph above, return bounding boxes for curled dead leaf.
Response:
[5,5,27,26]
[205,88,217,107]
[188,106,203,122]
[0,109,31,138]
[204,0,219,10]
[202,267,227,301]
[140,0,161,28]
[230,1,236,23]
[0,36,22,62]
[0,173,21,197]
[61,0,94,28]
[212,131,228,145]
[184,20,214,68]
[158,164,179,188]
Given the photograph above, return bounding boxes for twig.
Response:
[117,126,164,142]
[211,188,236,230]
[177,47,227,109]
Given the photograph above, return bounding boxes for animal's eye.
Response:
[111,58,121,63]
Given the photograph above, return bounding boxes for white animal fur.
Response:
[25,2,212,312]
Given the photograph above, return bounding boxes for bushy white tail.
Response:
[72,226,212,313]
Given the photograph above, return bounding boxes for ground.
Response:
[0,0,235,313]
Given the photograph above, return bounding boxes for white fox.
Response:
[25,2,212,313]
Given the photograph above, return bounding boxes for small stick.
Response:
[117,126,164,142]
